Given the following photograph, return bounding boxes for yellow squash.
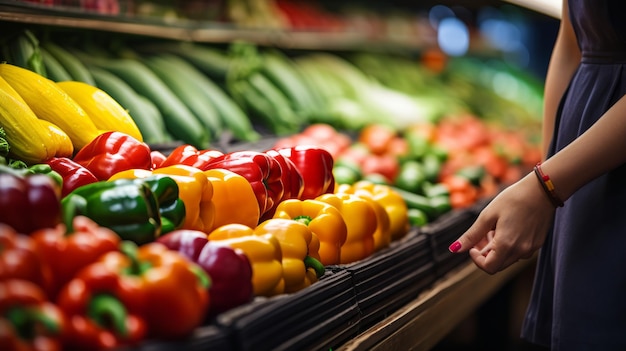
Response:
[56,81,143,141]
[0,75,72,163]
[0,63,101,150]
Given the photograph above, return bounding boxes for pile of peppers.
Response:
[0,129,414,349]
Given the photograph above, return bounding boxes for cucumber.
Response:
[80,55,210,148]
[145,54,223,138]
[389,185,437,219]
[260,50,320,114]
[42,42,95,85]
[40,47,72,82]
[152,54,260,142]
[90,67,169,144]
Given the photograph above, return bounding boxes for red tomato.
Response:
[361,153,399,183]
[358,124,397,155]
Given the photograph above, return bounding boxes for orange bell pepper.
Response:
[337,180,410,241]
[254,218,324,293]
[208,224,284,297]
[272,199,347,266]
[57,241,209,346]
[110,165,216,232]
[203,169,260,233]
[316,193,376,264]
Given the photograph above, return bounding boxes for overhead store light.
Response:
[502,0,562,18]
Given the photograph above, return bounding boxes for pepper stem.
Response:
[5,306,61,340]
[293,215,313,226]
[119,240,151,275]
[304,255,325,278]
[190,264,211,290]
[61,194,88,234]
[87,293,129,338]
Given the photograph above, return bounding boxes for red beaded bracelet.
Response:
[533,163,564,208]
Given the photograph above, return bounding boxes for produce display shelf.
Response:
[0,2,427,50]
[336,257,535,351]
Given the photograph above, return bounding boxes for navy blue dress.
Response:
[521,0,626,349]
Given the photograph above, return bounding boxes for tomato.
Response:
[361,153,399,183]
[358,124,397,155]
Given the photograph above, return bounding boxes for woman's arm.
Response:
[542,0,580,156]
[450,0,626,274]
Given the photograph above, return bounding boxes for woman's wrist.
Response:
[533,162,564,208]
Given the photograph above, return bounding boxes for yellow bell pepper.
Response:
[110,165,215,232]
[254,218,325,293]
[203,169,260,233]
[208,223,284,297]
[273,199,347,266]
[316,193,376,264]
[337,180,410,241]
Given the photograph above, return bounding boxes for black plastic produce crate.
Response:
[117,324,236,351]
[214,270,359,351]
[421,209,478,278]
[330,230,436,332]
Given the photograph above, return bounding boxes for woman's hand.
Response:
[449,173,555,274]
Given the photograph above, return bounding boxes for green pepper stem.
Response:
[292,215,313,226]
[61,194,88,235]
[190,265,211,290]
[87,293,129,338]
[304,255,325,278]
[119,240,152,276]
[5,306,61,340]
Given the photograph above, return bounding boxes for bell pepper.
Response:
[149,150,167,170]
[72,131,152,181]
[208,224,284,297]
[204,151,283,217]
[0,224,52,292]
[30,216,120,301]
[97,171,186,235]
[261,149,304,221]
[316,193,376,264]
[0,164,62,234]
[47,157,99,198]
[158,144,224,169]
[57,241,209,346]
[273,146,335,200]
[110,165,214,233]
[157,229,253,316]
[254,218,325,293]
[337,180,410,241]
[203,168,260,232]
[61,178,162,245]
[0,279,66,351]
[272,199,347,266]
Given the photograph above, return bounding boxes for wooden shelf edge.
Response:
[337,257,535,351]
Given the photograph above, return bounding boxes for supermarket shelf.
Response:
[0,2,431,50]
[336,257,535,351]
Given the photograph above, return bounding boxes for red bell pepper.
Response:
[57,241,209,346]
[274,146,335,200]
[149,150,167,170]
[204,151,283,217]
[47,157,99,198]
[157,229,253,316]
[0,224,52,291]
[261,149,304,220]
[30,216,120,301]
[158,144,224,169]
[72,131,152,181]
[0,164,62,234]
[0,279,66,351]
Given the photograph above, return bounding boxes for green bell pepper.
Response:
[61,176,184,245]
[139,175,186,234]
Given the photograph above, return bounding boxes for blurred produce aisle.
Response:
[0,1,558,350]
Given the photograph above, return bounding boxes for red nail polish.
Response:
[449,241,462,253]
